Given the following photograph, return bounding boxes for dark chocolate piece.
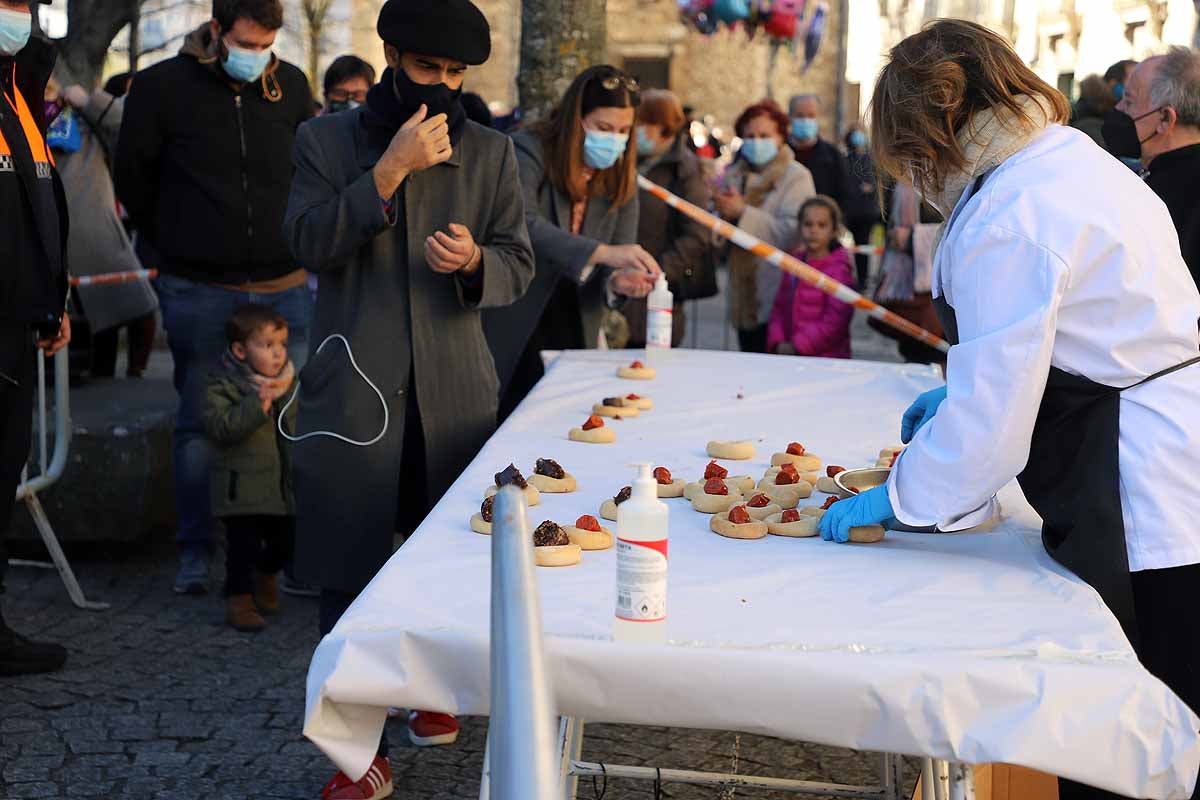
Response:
[532,520,569,548]
[495,463,528,489]
[535,458,566,480]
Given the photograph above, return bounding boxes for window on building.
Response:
[622,57,671,91]
[1057,72,1075,100]
[1125,21,1145,44]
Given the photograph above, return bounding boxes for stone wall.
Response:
[336,0,848,138]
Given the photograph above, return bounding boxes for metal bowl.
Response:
[833,467,890,499]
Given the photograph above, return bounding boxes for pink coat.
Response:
[766,246,854,358]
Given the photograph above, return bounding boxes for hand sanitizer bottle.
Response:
[614,463,669,644]
[645,275,673,363]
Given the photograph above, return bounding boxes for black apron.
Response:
[932,171,1200,645]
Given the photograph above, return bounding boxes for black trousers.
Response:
[847,217,876,289]
[1059,563,1200,799]
[0,324,36,597]
[737,324,768,354]
[222,515,293,596]
[90,313,156,378]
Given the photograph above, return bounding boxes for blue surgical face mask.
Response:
[848,130,866,149]
[222,40,272,83]
[791,117,819,142]
[740,137,778,166]
[583,129,629,170]
[636,126,657,156]
[0,8,31,57]
[1113,83,1125,101]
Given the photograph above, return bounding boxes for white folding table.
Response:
[303,350,1200,799]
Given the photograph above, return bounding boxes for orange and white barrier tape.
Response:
[69,269,158,287]
[851,244,885,256]
[638,175,949,353]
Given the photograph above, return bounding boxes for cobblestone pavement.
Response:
[2,546,916,799]
[2,289,917,799]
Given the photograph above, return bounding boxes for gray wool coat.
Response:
[283,109,534,594]
[57,90,157,332]
[484,131,638,391]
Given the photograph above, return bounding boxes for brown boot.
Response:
[226,595,265,632]
[254,573,280,615]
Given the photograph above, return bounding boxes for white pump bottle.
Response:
[614,463,669,644]
[645,274,673,362]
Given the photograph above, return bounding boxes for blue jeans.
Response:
[154,274,312,552]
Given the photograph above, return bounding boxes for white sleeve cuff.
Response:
[887,465,999,531]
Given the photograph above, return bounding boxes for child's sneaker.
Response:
[321,755,392,800]
[407,711,459,746]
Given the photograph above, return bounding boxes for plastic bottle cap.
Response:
[632,462,656,498]
[655,275,668,291]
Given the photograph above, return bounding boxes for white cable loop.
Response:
[278,334,389,447]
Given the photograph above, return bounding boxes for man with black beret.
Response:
[284,1,533,796]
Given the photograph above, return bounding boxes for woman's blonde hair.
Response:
[868,19,1069,199]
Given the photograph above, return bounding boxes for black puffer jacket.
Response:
[114,26,312,284]
[0,38,69,330]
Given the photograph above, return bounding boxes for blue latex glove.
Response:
[818,486,894,543]
[900,386,947,444]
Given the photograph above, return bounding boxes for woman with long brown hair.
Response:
[819,21,1200,797]
[486,65,661,416]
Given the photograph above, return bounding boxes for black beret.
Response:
[377,0,491,66]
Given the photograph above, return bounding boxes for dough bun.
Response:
[599,499,620,522]
[770,453,823,471]
[815,476,840,494]
[763,485,808,508]
[690,491,743,514]
[657,479,687,498]
[535,544,582,567]
[592,403,640,418]
[756,477,814,497]
[743,502,781,521]
[763,466,819,485]
[799,506,825,517]
[706,440,755,460]
[469,513,492,535]
[564,525,614,551]
[685,477,754,499]
[484,484,541,507]
[710,512,768,540]
[849,525,886,544]
[617,365,656,380]
[569,426,616,444]
[528,473,578,493]
[764,512,820,537]
[626,395,653,410]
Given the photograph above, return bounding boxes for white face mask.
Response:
[0,7,32,57]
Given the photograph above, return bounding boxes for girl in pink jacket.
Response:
[767,196,854,358]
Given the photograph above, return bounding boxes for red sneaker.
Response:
[320,755,393,800]
[407,710,459,747]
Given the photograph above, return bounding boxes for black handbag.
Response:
[666,170,719,301]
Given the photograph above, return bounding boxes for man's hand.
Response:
[713,188,747,221]
[425,223,481,275]
[609,267,655,299]
[373,105,452,199]
[37,315,70,356]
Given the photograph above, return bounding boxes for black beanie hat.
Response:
[377,0,491,66]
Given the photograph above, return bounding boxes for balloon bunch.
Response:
[679,0,828,63]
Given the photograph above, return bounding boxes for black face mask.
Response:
[1101,107,1162,160]
[393,66,461,122]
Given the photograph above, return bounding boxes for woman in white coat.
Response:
[820,22,1200,797]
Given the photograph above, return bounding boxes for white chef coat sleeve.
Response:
[887,223,1070,530]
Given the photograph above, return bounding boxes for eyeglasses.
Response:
[599,74,640,94]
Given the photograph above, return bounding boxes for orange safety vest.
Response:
[0,62,55,178]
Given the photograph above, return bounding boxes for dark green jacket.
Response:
[203,370,297,518]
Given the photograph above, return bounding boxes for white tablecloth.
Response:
[304,349,1200,798]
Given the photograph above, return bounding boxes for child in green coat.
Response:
[203,305,298,632]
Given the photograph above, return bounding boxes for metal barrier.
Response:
[9,347,109,611]
[481,486,559,799]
